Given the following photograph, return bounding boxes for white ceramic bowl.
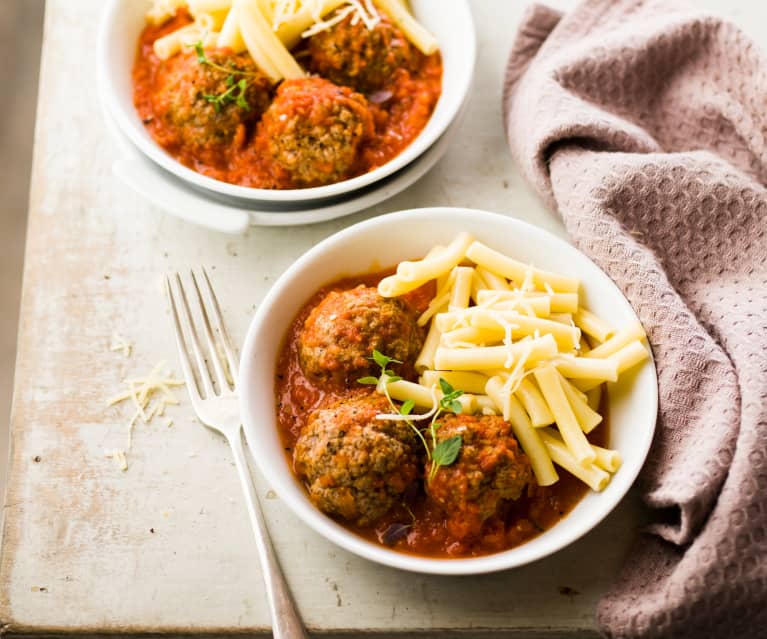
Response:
[97,0,475,204]
[239,208,658,575]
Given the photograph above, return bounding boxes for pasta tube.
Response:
[395,233,473,283]
[421,370,489,396]
[374,0,439,55]
[448,267,474,311]
[153,24,202,59]
[554,356,618,382]
[475,267,509,292]
[218,5,247,52]
[538,429,610,491]
[236,0,304,81]
[585,322,647,359]
[592,445,622,473]
[434,334,558,371]
[573,308,614,343]
[414,321,441,373]
[381,378,475,414]
[486,377,558,486]
[533,365,595,464]
[515,376,554,427]
[559,373,602,434]
[466,241,580,293]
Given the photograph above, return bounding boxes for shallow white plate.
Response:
[97,0,475,204]
[239,207,658,575]
[101,97,467,231]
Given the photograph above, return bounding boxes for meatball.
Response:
[298,285,422,386]
[294,393,419,525]
[306,13,421,93]
[152,50,272,152]
[257,77,374,187]
[427,414,533,540]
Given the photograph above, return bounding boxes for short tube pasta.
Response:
[217,5,247,51]
[486,377,559,486]
[382,378,475,414]
[573,308,614,343]
[554,356,618,382]
[414,321,441,373]
[610,340,650,374]
[374,0,439,54]
[515,376,554,427]
[434,334,558,372]
[236,0,304,81]
[153,24,202,59]
[533,365,596,464]
[559,373,603,433]
[475,267,509,292]
[466,241,580,293]
[538,429,610,491]
[395,233,473,284]
[448,267,473,311]
[467,309,581,351]
[592,445,622,473]
[585,322,646,359]
[421,370,488,395]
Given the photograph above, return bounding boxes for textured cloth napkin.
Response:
[503,1,767,637]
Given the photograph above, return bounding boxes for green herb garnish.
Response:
[203,76,251,113]
[359,351,464,482]
[190,38,260,112]
[192,39,260,77]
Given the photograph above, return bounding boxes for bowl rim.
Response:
[238,207,659,575]
[97,0,477,204]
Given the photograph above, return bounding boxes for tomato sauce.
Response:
[132,11,443,188]
[275,271,608,559]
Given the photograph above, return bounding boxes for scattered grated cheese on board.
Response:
[106,361,184,470]
[109,332,132,357]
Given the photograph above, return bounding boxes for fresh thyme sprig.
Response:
[192,40,261,77]
[203,75,251,113]
[359,350,464,482]
[189,39,259,112]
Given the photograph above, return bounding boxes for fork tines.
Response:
[166,268,239,399]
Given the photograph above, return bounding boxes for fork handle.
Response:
[227,427,309,639]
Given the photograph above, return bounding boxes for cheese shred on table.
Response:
[106,361,184,470]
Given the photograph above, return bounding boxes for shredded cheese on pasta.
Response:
[374,234,651,493]
[268,0,379,37]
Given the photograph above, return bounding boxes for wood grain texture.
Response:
[3,0,763,635]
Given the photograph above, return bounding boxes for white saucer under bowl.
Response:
[101,93,468,232]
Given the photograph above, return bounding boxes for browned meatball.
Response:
[298,285,422,386]
[294,393,419,526]
[256,77,373,187]
[427,414,532,540]
[306,13,421,93]
[152,50,272,152]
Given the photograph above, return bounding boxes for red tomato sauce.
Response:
[132,10,443,188]
[275,271,608,559]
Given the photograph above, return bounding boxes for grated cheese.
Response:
[105,449,129,471]
[106,361,184,470]
[269,0,380,38]
[109,332,132,357]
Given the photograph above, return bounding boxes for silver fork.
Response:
[166,269,308,639]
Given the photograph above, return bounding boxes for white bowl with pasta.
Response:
[97,0,475,205]
[239,207,658,575]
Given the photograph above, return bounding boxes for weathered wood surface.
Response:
[1,0,762,636]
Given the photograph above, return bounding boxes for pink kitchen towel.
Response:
[503,1,767,637]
